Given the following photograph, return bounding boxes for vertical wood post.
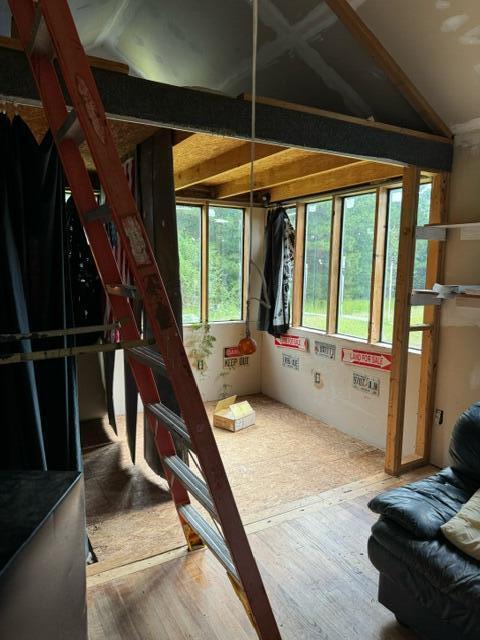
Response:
[385,166,421,475]
[369,187,388,343]
[201,204,208,322]
[292,203,305,327]
[415,173,449,459]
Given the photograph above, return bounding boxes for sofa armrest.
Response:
[368,472,473,539]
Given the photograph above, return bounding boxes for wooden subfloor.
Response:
[88,466,432,640]
[84,394,385,571]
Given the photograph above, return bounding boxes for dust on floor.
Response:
[84,393,384,570]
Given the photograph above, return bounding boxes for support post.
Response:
[385,166,420,475]
[369,187,388,343]
[415,173,449,459]
[327,197,342,333]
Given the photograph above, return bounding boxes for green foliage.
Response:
[185,322,216,374]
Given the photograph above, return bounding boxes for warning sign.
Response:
[342,348,392,371]
[224,345,242,358]
[314,340,336,360]
[274,334,308,351]
[352,372,380,396]
[282,352,300,370]
[224,356,250,369]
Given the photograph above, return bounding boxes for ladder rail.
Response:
[10,1,282,637]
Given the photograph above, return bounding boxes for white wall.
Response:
[261,330,421,453]
[431,144,480,467]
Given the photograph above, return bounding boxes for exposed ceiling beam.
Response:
[0,45,453,171]
[323,0,452,138]
[174,142,282,190]
[267,161,403,202]
[215,152,359,199]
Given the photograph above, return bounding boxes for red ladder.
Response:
[9,1,282,637]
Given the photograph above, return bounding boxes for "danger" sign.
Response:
[341,348,392,371]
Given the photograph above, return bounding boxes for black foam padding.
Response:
[0,46,453,171]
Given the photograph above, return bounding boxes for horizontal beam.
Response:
[215,152,359,199]
[174,141,281,190]
[267,161,403,202]
[0,45,453,171]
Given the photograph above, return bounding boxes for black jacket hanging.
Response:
[258,207,295,336]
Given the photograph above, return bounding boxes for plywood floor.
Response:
[84,394,384,571]
[88,466,432,640]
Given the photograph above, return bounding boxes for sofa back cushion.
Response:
[441,489,480,561]
[450,402,480,486]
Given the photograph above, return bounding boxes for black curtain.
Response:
[0,115,81,472]
[258,207,295,336]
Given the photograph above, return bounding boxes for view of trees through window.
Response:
[208,206,244,322]
[176,204,202,324]
[302,199,332,331]
[337,192,376,338]
[382,183,432,349]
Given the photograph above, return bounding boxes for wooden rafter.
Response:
[174,140,282,191]
[323,0,452,138]
[267,161,403,203]
[215,152,358,199]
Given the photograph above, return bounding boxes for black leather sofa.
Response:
[368,402,480,640]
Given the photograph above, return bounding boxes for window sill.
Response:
[295,327,422,356]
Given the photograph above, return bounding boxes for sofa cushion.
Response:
[442,489,480,561]
[450,402,480,485]
[368,468,474,539]
[370,517,480,611]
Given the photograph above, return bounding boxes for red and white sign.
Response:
[224,345,242,358]
[342,348,392,371]
[274,334,308,351]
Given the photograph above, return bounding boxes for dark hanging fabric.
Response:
[0,115,81,472]
[136,130,188,474]
[258,206,295,337]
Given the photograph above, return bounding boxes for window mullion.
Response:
[327,196,342,334]
[369,187,388,343]
[201,204,208,322]
[242,208,250,321]
[292,203,305,327]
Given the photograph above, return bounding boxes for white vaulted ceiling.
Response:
[1,0,479,139]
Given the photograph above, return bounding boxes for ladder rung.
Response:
[55,109,85,146]
[146,402,192,449]
[83,203,112,224]
[106,283,139,299]
[178,504,238,580]
[127,345,166,371]
[164,456,217,520]
[26,7,54,58]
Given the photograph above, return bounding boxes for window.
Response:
[302,199,332,331]
[381,183,432,348]
[208,206,244,322]
[337,192,376,339]
[285,206,297,229]
[176,204,202,324]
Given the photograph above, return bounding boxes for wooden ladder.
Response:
[9,1,282,637]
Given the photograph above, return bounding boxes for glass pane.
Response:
[176,204,202,324]
[337,193,376,338]
[381,183,432,349]
[208,206,244,321]
[302,200,332,331]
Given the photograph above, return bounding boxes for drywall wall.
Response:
[431,144,480,467]
[261,330,421,453]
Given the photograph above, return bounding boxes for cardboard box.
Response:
[213,396,255,432]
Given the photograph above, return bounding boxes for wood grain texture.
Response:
[415,173,449,459]
[327,197,342,333]
[385,167,421,474]
[84,395,384,571]
[267,161,403,203]
[87,465,432,639]
[369,187,388,342]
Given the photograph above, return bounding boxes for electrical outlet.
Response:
[434,409,444,426]
[197,359,204,371]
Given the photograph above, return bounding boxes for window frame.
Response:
[176,199,247,325]
[291,178,432,352]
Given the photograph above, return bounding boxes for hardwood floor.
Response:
[88,467,431,639]
[84,394,385,570]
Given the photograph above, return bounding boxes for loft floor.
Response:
[83,394,385,572]
[87,465,432,640]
